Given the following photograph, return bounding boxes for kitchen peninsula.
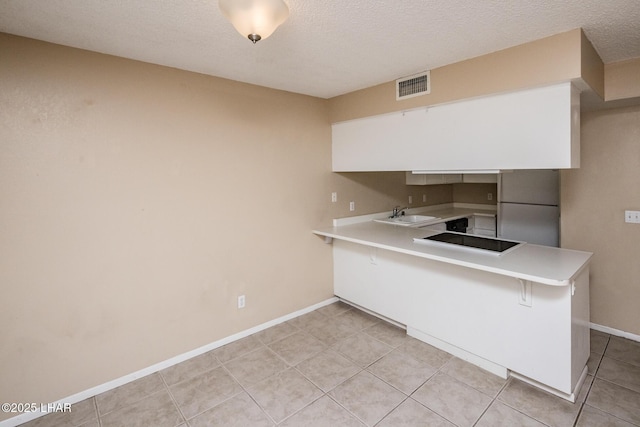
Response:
[313,207,592,402]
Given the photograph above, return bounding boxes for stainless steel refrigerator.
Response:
[498,170,559,247]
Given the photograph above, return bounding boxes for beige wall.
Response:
[0,34,410,417]
[329,174,496,218]
[561,105,640,335]
[328,29,587,123]
[580,30,605,98]
[605,57,640,101]
[453,183,498,206]
[2,27,638,420]
[331,172,457,218]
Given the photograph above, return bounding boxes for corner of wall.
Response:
[604,57,640,102]
[328,28,586,124]
[580,29,605,99]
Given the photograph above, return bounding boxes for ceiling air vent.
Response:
[396,71,431,100]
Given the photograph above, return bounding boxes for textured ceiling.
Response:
[1,0,639,99]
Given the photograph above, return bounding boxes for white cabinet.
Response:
[463,174,498,183]
[406,172,462,185]
[407,173,498,185]
[333,239,590,400]
[468,214,496,237]
[332,82,580,172]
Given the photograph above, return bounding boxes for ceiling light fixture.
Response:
[219,0,289,44]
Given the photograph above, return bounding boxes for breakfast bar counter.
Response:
[313,220,592,287]
[313,216,593,402]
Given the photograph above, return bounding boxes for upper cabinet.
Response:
[462,174,498,183]
[406,172,498,185]
[332,82,581,172]
[406,173,462,185]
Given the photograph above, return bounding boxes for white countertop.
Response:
[313,207,592,286]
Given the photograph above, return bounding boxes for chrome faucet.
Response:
[390,206,407,218]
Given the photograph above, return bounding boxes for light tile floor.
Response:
[21,301,640,426]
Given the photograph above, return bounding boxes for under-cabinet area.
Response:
[313,218,592,402]
[371,205,497,238]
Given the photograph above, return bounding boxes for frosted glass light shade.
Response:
[219,0,289,43]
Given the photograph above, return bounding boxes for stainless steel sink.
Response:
[374,215,440,226]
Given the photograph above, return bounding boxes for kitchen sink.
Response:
[374,215,440,226]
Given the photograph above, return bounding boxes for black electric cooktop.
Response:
[419,232,521,253]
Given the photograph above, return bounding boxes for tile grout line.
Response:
[326,327,502,426]
[165,356,250,424]
[275,393,327,426]
[323,392,369,426]
[158,371,189,427]
[275,321,394,426]
[483,377,559,427]
[92,397,103,427]
[571,334,612,427]
[93,374,166,420]
[219,356,280,426]
[470,377,513,427]
[22,304,628,427]
[374,395,413,427]
[42,311,630,426]
[219,310,336,425]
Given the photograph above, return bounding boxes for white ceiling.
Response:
[1,0,639,99]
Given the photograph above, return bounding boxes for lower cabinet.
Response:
[332,239,589,401]
[468,214,496,237]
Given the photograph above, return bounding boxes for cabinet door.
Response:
[474,215,496,231]
[332,82,579,171]
[443,174,463,184]
[470,214,496,237]
[333,108,430,172]
[463,174,498,183]
[406,172,462,185]
[406,172,444,185]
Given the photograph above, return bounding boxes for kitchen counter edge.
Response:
[313,210,592,287]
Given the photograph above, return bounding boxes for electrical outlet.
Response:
[408,195,413,204]
[422,194,426,203]
[488,193,493,201]
[625,210,640,223]
[331,192,337,203]
[349,201,355,211]
[237,295,245,309]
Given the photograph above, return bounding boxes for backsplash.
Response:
[328,172,495,220]
[452,183,498,206]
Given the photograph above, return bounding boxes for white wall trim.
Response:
[407,326,508,379]
[590,322,640,343]
[0,297,338,427]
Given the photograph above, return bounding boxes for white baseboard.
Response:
[0,297,338,427]
[590,322,640,342]
[406,326,508,379]
[510,365,587,403]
